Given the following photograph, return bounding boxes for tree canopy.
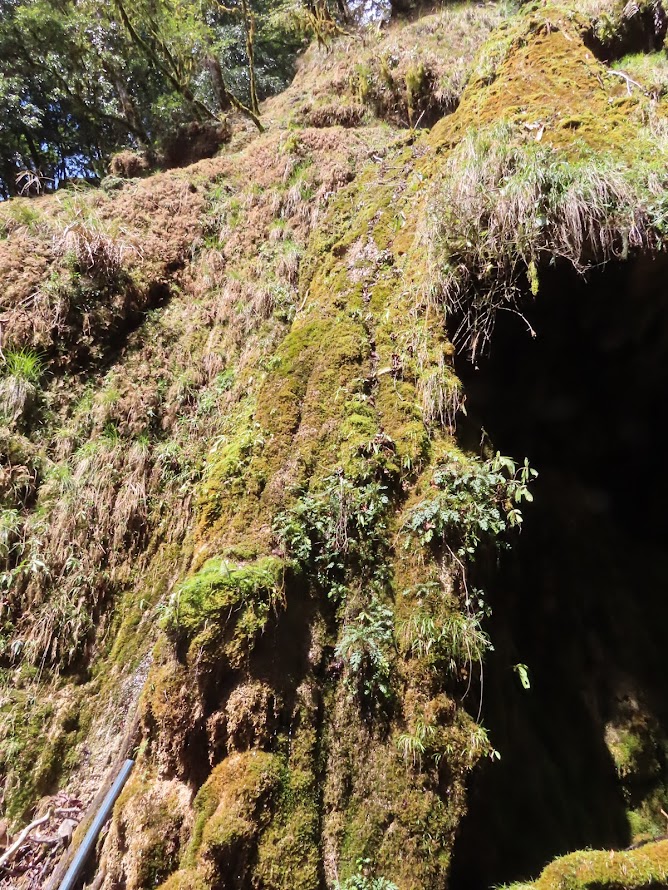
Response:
[0,0,306,196]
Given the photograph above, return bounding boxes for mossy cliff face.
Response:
[114,139,483,889]
[2,1,668,889]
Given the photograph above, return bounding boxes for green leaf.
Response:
[513,662,531,690]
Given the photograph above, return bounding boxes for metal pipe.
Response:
[58,758,134,890]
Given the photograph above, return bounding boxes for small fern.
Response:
[403,452,536,557]
[335,600,395,709]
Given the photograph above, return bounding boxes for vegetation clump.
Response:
[0,347,43,427]
[403,452,536,553]
[273,474,391,603]
[505,838,668,889]
[336,859,399,890]
[401,581,491,680]
[335,601,395,708]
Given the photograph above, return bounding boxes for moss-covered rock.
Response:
[162,555,286,666]
[157,751,282,889]
[506,839,668,889]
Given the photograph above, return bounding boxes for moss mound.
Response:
[507,839,668,889]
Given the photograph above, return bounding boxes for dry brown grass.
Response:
[264,2,510,129]
[0,172,206,366]
[109,150,150,178]
[55,219,133,278]
[424,124,668,356]
[0,105,388,676]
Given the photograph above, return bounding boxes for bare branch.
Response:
[0,810,53,868]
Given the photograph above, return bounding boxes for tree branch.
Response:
[112,0,216,122]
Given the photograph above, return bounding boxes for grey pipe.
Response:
[58,758,134,890]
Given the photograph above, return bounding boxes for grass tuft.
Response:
[426,124,668,357]
[1,347,44,384]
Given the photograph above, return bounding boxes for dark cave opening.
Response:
[449,255,668,889]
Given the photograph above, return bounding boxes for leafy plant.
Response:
[397,717,438,767]
[273,474,390,601]
[335,600,395,708]
[403,452,536,558]
[513,662,531,689]
[335,858,398,890]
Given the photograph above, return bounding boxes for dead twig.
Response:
[609,69,646,96]
[0,810,52,868]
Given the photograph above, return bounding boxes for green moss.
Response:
[607,725,659,782]
[251,312,372,495]
[521,839,668,889]
[0,689,89,824]
[102,541,187,674]
[158,875,209,890]
[196,397,262,531]
[628,799,668,844]
[129,783,185,888]
[405,61,428,125]
[159,751,282,890]
[329,712,462,889]
[429,5,660,161]
[162,556,285,666]
[603,706,668,843]
[254,720,321,889]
